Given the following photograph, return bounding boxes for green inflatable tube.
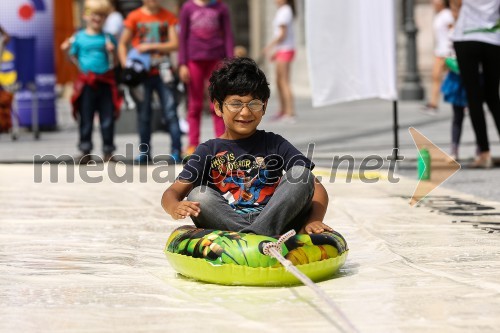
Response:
[164,225,349,286]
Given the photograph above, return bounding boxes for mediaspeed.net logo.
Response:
[30,128,462,207]
[18,0,46,21]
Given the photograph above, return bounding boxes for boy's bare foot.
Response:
[299,221,333,234]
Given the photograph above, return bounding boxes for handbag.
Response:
[445,57,460,74]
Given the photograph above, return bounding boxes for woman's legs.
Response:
[451,104,465,158]
[276,60,294,118]
[78,85,96,154]
[187,60,225,147]
[137,77,154,155]
[97,83,115,155]
[275,62,286,117]
[429,56,446,108]
[454,41,490,154]
[481,42,500,139]
[203,59,225,137]
[154,76,182,156]
[187,61,205,147]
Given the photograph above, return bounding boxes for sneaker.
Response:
[450,145,459,162]
[449,153,458,162]
[179,118,189,135]
[270,111,284,121]
[420,104,439,116]
[103,153,116,163]
[279,115,297,124]
[183,145,197,160]
[171,152,182,164]
[469,156,493,169]
[134,153,150,165]
[76,153,91,164]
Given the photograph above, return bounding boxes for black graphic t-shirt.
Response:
[178,130,314,214]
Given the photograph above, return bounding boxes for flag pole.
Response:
[392,100,399,160]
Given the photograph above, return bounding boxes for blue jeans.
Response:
[187,166,315,236]
[78,83,115,154]
[137,75,181,155]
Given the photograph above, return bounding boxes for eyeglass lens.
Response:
[226,100,263,112]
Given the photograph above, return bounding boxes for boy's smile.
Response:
[84,12,107,32]
[215,94,266,140]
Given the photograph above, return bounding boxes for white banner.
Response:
[305,0,397,107]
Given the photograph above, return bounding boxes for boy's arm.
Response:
[105,34,117,66]
[118,27,133,67]
[61,36,79,68]
[301,177,333,234]
[262,25,287,59]
[136,25,179,54]
[178,7,190,83]
[161,180,200,220]
[450,0,462,20]
[178,7,189,66]
[0,25,10,45]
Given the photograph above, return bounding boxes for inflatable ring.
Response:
[164,225,349,286]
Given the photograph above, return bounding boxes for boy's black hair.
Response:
[208,57,271,109]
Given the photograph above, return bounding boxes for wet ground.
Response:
[1,164,499,333]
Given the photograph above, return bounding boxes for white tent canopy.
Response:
[305,0,397,107]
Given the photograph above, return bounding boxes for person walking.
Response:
[263,0,297,123]
[103,0,124,41]
[62,0,121,163]
[118,0,182,163]
[422,0,455,115]
[441,67,468,161]
[178,0,234,158]
[452,0,500,168]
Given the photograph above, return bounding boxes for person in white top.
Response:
[103,0,124,41]
[452,0,500,168]
[263,0,296,122]
[423,0,455,113]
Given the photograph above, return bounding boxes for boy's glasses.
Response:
[85,11,107,17]
[224,100,265,113]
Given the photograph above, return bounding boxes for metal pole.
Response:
[393,100,399,158]
[400,0,424,100]
[30,82,39,140]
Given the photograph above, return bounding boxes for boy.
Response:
[118,0,182,163]
[162,57,332,237]
[62,0,121,163]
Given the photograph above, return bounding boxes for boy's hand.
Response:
[301,221,333,234]
[179,65,190,83]
[136,43,152,53]
[171,201,200,220]
[60,38,71,52]
[106,42,115,52]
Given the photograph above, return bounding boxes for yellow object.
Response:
[0,50,17,86]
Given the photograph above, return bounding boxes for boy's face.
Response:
[143,0,161,11]
[215,94,267,140]
[83,10,107,30]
